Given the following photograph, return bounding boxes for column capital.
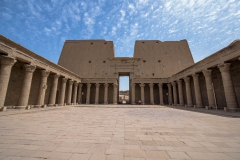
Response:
[104,83,109,87]
[40,70,50,77]
[53,74,60,79]
[74,81,78,87]
[218,63,231,72]
[140,83,145,87]
[132,83,136,87]
[171,81,176,86]
[158,83,163,87]
[24,64,36,73]
[167,83,172,88]
[68,79,74,85]
[202,69,212,77]
[149,83,154,87]
[0,55,16,66]
[79,83,83,87]
[183,77,190,83]
[176,79,182,85]
[61,77,68,83]
[95,83,100,87]
[192,73,199,79]
[87,83,92,87]
[113,83,118,87]
[176,79,182,83]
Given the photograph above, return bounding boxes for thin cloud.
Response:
[0,0,239,63]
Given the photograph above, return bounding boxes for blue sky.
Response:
[1,0,239,90]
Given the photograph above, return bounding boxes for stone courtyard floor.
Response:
[0,105,240,160]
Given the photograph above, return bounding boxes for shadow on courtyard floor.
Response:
[165,105,240,118]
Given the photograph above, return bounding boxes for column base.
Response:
[173,103,178,105]
[113,103,117,105]
[95,103,99,104]
[48,104,55,107]
[0,107,7,111]
[205,106,212,110]
[104,102,108,104]
[26,106,31,110]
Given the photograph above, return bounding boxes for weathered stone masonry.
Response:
[1,35,240,112]
[58,39,240,111]
[0,35,81,110]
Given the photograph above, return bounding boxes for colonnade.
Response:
[80,82,118,105]
[0,55,239,111]
[132,83,164,105]
[0,55,81,109]
[169,63,238,111]
[130,63,239,111]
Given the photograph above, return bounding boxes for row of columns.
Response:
[130,63,238,111]
[1,55,238,111]
[0,55,80,109]
[169,63,238,111]
[81,83,118,105]
[131,83,164,105]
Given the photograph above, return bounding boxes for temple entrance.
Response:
[118,73,130,104]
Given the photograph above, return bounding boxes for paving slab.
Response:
[0,106,240,160]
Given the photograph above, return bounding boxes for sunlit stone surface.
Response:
[0,106,240,160]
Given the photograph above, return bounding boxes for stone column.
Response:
[48,74,60,106]
[149,83,154,105]
[17,64,36,108]
[66,80,73,105]
[86,83,91,104]
[113,83,118,104]
[219,63,238,111]
[172,82,178,105]
[77,83,83,104]
[202,70,215,108]
[183,77,193,107]
[35,70,50,107]
[131,83,136,104]
[158,83,164,105]
[192,74,203,108]
[0,56,16,108]
[167,83,173,105]
[140,83,145,104]
[72,81,78,105]
[104,83,109,104]
[177,80,184,106]
[95,83,100,104]
[59,77,67,106]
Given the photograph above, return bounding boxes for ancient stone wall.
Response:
[134,40,194,78]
